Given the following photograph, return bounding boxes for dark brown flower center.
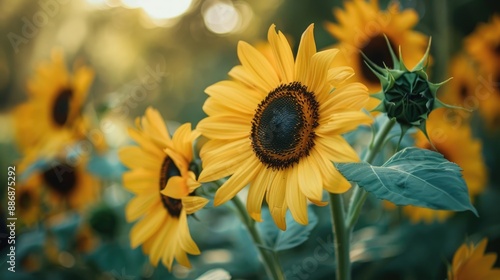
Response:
[360,35,397,84]
[459,83,469,101]
[159,157,182,217]
[42,163,77,196]
[251,82,319,170]
[19,190,32,210]
[52,88,73,126]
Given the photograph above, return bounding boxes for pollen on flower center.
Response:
[159,157,182,217]
[360,35,397,84]
[42,163,77,195]
[251,82,319,170]
[52,88,73,126]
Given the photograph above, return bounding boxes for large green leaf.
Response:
[336,147,478,215]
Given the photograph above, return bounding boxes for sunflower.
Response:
[324,0,428,109]
[119,107,208,270]
[40,159,100,211]
[464,15,500,75]
[394,109,487,223]
[464,15,500,127]
[13,49,94,171]
[197,24,371,230]
[16,175,42,227]
[448,238,500,280]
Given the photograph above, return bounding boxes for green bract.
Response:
[364,36,463,146]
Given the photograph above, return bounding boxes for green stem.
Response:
[329,193,350,280]
[432,0,450,83]
[330,118,396,280]
[346,118,396,230]
[232,196,284,280]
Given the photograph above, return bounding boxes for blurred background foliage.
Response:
[0,0,500,279]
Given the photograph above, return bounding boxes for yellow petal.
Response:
[178,212,201,254]
[125,193,158,222]
[161,176,189,199]
[237,41,279,92]
[267,170,288,230]
[197,115,250,140]
[143,107,171,142]
[286,169,308,225]
[297,156,323,202]
[130,204,166,248]
[247,167,271,222]
[267,24,294,83]
[199,145,253,183]
[305,49,339,95]
[182,196,209,214]
[213,158,261,206]
[316,135,360,163]
[317,111,372,136]
[123,169,158,194]
[205,80,261,113]
[295,24,316,84]
[119,146,161,171]
[172,123,195,163]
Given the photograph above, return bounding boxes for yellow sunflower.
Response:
[119,107,208,270]
[464,15,500,75]
[395,109,487,223]
[13,49,94,171]
[463,15,500,127]
[40,159,100,211]
[448,238,500,280]
[197,24,371,230]
[324,0,428,109]
[16,175,42,227]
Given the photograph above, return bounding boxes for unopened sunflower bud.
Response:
[364,35,463,146]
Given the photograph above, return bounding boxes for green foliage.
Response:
[336,147,478,215]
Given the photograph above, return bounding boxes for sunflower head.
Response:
[119,107,208,270]
[365,36,460,144]
[198,24,371,230]
[448,238,500,280]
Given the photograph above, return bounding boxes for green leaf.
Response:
[336,147,478,215]
[258,206,318,252]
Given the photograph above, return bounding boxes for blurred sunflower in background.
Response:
[12,50,95,171]
[441,54,480,110]
[388,109,486,223]
[119,107,208,270]
[197,24,370,230]
[40,159,100,212]
[448,238,500,280]
[16,175,42,227]
[464,15,500,127]
[324,0,428,109]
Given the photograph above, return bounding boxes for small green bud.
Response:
[363,35,464,147]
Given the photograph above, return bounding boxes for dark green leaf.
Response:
[336,147,478,215]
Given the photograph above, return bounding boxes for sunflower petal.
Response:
[267,24,294,83]
[182,196,209,214]
[295,24,316,84]
[213,158,261,206]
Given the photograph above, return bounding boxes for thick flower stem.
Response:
[232,196,284,280]
[330,118,396,280]
[329,193,350,280]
